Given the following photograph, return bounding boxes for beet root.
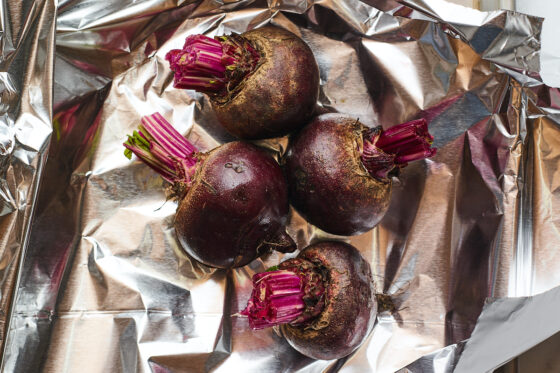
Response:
[166,26,319,140]
[124,113,294,269]
[283,114,391,236]
[175,141,292,268]
[241,241,376,360]
[212,27,319,139]
[283,113,436,236]
[280,241,376,360]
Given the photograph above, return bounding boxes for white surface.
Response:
[516,0,560,87]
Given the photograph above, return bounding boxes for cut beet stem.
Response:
[361,118,437,180]
[241,270,305,329]
[123,112,199,185]
[241,260,326,330]
[166,34,260,96]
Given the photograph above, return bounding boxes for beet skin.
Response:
[175,141,291,268]
[280,241,376,360]
[167,26,320,140]
[241,240,376,360]
[283,114,391,236]
[212,27,319,139]
[125,113,294,269]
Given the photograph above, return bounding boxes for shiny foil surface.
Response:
[0,0,56,362]
[2,0,560,372]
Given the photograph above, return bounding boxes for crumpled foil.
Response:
[1,0,560,372]
[0,0,56,363]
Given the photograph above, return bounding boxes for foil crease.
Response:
[1,0,559,372]
[0,0,56,362]
[454,285,560,372]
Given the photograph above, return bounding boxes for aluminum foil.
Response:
[0,0,56,362]
[455,285,560,372]
[2,0,560,372]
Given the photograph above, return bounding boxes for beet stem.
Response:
[361,118,437,180]
[166,33,260,96]
[240,270,305,330]
[123,113,199,186]
[241,261,328,330]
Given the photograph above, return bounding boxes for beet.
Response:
[124,113,295,268]
[241,241,376,360]
[283,114,436,236]
[166,26,319,139]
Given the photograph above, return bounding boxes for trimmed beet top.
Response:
[166,26,319,140]
[241,241,376,360]
[124,113,295,268]
[284,114,436,236]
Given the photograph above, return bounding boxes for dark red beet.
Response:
[175,141,291,268]
[124,113,294,269]
[283,114,436,236]
[166,26,319,139]
[241,241,376,360]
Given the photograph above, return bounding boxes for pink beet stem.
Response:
[123,143,175,183]
[149,141,177,169]
[142,113,194,157]
[123,112,199,186]
[240,270,305,330]
[361,118,437,179]
[166,33,260,95]
[166,34,228,94]
[395,146,437,164]
[173,76,225,91]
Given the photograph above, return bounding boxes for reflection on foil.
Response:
[397,341,465,373]
[0,118,14,157]
[455,285,560,372]
[1,0,560,372]
[0,0,57,367]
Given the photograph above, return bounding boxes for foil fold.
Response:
[1,0,560,372]
[0,0,56,366]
